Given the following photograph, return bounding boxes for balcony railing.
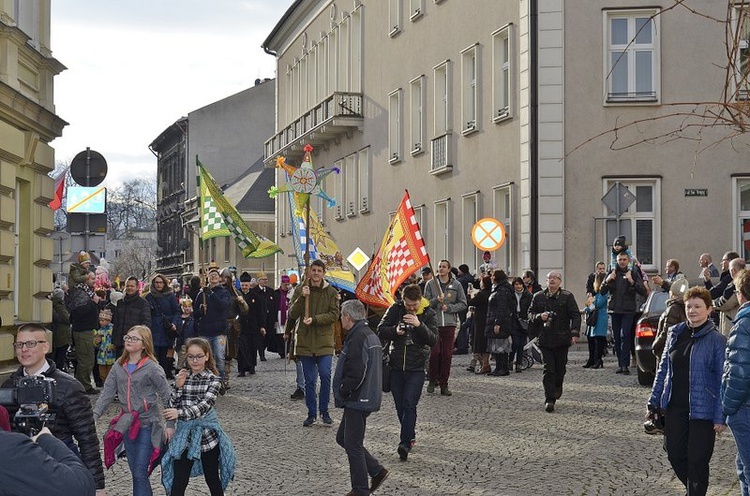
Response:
[264,92,364,166]
[430,132,453,174]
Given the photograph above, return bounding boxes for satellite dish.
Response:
[70,148,108,187]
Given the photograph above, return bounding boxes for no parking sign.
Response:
[471,218,506,251]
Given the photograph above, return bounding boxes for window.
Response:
[492,185,513,274]
[389,89,403,164]
[461,44,480,134]
[410,0,424,20]
[492,24,512,121]
[413,204,426,243]
[409,75,425,155]
[734,178,750,261]
[603,178,660,271]
[357,147,371,213]
[345,153,358,217]
[462,192,480,272]
[604,9,660,103]
[389,0,402,36]
[432,61,453,173]
[334,159,345,220]
[433,199,451,262]
[734,6,750,100]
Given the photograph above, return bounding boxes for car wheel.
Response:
[637,367,654,386]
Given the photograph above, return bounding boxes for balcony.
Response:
[430,132,453,175]
[264,92,364,166]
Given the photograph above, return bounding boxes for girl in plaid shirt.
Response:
[162,338,235,495]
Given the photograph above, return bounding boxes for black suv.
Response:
[634,291,669,386]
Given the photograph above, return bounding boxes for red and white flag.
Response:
[355,191,430,308]
[48,167,69,211]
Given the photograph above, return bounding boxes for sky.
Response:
[51,0,294,188]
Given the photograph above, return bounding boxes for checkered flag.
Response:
[356,191,430,308]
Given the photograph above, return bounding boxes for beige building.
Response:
[263,0,749,301]
[0,1,66,360]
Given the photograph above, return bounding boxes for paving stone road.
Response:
[97,347,739,496]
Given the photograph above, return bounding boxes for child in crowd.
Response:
[610,235,633,270]
[94,309,116,382]
[161,337,235,496]
[176,296,195,370]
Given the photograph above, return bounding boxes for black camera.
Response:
[0,376,57,436]
[543,311,557,329]
[399,322,415,345]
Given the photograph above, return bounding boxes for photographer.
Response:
[377,284,438,461]
[0,422,95,496]
[528,271,581,413]
[1,323,105,494]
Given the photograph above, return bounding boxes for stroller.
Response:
[521,337,544,370]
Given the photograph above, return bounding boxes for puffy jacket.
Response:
[334,320,382,412]
[145,287,180,347]
[288,280,340,356]
[485,281,515,339]
[111,292,151,348]
[194,285,232,337]
[602,266,647,314]
[423,276,467,327]
[649,320,726,424]
[377,298,438,371]
[528,288,581,348]
[722,303,750,416]
[2,360,105,490]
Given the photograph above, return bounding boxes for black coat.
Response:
[468,288,490,339]
[485,281,515,338]
[602,266,647,314]
[252,286,277,331]
[377,302,438,372]
[511,290,532,335]
[66,286,99,332]
[528,289,581,348]
[111,293,151,347]
[1,360,104,490]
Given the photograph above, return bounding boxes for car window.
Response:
[644,291,669,315]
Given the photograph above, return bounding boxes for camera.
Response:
[398,322,415,345]
[0,375,57,436]
[543,311,557,329]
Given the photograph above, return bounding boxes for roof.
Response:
[223,156,275,214]
[262,0,305,54]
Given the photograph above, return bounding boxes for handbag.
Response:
[585,308,598,327]
[381,341,391,393]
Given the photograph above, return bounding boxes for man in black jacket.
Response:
[528,271,580,413]
[377,284,438,461]
[603,252,648,375]
[112,276,151,357]
[1,324,105,494]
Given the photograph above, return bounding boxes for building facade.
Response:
[0,0,66,360]
[263,0,750,302]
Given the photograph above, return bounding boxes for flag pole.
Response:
[303,198,311,319]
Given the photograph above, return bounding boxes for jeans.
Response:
[201,335,227,381]
[429,326,456,386]
[540,345,569,403]
[390,369,425,446]
[295,360,305,390]
[611,313,634,369]
[171,446,223,496]
[727,405,750,496]
[510,332,527,365]
[336,408,384,495]
[664,408,716,496]
[300,354,332,418]
[123,427,153,496]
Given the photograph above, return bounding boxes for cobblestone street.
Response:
[98,347,740,495]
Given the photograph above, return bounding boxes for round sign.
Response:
[70,149,108,187]
[290,166,317,194]
[471,218,506,251]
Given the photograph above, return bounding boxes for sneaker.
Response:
[302,416,316,427]
[290,387,305,400]
[321,413,333,426]
[426,380,436,393]
[440,385,452,396]
[370,468,390,492]
[397,443,410,461]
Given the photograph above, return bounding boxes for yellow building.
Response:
[0,1,66,361]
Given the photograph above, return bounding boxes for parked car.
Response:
[634,290,669,386]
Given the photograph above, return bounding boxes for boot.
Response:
[440,385,452,396]
[496,354,510,376]
[466,355,478,372]
[515,362,522,373]
[427,380,436,393]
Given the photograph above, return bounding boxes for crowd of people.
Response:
[5,242,750,495]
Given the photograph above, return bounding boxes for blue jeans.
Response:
[300,355,332,418]
[123,427,153,496]
[728,405,750,496]
[611,313,634,369]
[201,335,227,381]
[295,360,305,390]
[390,369,425,446]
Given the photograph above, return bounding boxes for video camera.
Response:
[0,375,57,436]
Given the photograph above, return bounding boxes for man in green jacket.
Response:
[289,259,341,427]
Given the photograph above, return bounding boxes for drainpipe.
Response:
[529,0,539,275]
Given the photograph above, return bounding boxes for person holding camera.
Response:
[377,284,438,461]
[528,271,581,413]
[1,323,105,494]
[0,420,96,496]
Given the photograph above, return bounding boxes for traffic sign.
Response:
[70,148,108,187]
[471,218,506,251]
[66,186,106,213]
[347,247,370,271]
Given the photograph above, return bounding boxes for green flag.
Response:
[198,158,282,259]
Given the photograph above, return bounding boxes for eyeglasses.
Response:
[13,340,47,350]
[186,354,206,361]
[123,335,143,343]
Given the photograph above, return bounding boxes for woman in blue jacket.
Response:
[583,273,608,369]
[648,286,726,496]
[145,274,181,379]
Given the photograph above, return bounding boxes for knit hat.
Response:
[458,264,470,275]
[52,288,65,300]
[78,251,91,264]
[281,275,290,283]
[613,235,627,249]
[109,291,124,306]
[239,271,252,283]
[670,278,689,298]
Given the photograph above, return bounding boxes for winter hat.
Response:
[613,235,627,249]
[458,264,470,275]
[52,288,65,300]
[239,271,252,283]
[78,251,91,264]
[670,278,689,298]
[281,275,290,283]
[109,291,124,305]
[170,278,180,288]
